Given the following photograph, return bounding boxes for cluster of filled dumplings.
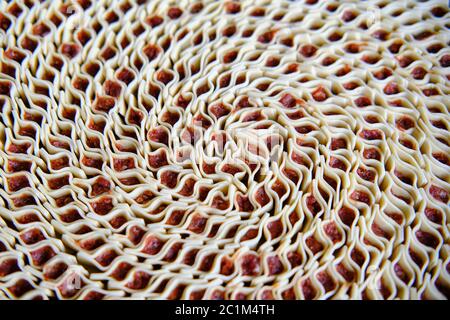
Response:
[0,0,449,300]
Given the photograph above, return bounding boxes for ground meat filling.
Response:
[0,0,448,301]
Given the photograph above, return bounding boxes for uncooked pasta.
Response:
[0,0,449,300]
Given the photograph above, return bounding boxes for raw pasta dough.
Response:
[0,0,449,300]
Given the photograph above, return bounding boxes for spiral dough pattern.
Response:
[0,0,449,300]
